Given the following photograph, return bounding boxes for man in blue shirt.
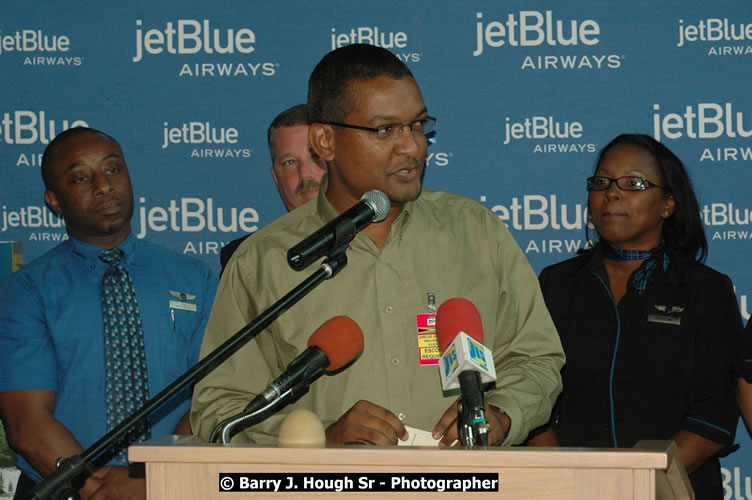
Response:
[0,127,217,499]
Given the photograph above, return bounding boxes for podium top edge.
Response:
[128,436,673,470]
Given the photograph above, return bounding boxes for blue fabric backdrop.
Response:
[2,2,750,496]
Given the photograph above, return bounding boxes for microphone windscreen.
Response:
[278,409,326,446]
[308,316,364,371]
[361,190,390,222]
[436,298,484,351]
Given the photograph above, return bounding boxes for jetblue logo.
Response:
[677,18,752,47]
[653,103,752,141]
[0,29,70,55]
[132,19,277,77]
[136,197,259,239]
[1,204,63,231]
[0,110,88,145]
[133,19,256,62]
[474,10,601,56]
[480,194,589,231]
[330,27,407,50]
[329,26,421,63]
[504,115,583,144]
[162,121,238,148]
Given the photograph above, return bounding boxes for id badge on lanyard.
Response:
[416,292,439,365]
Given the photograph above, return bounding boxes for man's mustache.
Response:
[295,178,321,195]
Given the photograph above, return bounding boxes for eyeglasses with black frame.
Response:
[587,176,668,192]
[325,116,436,141]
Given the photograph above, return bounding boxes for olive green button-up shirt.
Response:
[191,182,564,445]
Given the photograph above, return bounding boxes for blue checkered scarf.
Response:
[604,244,669,294]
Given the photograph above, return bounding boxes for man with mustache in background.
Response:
[220,104,326,272]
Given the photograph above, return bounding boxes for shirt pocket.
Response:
[632,312,691,387]
[157,303,198,377]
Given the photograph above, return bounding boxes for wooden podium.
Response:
[129,437,693,499]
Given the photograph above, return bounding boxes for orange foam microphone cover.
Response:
[308,315,365,371]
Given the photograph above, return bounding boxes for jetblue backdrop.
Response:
[1,1,750,496]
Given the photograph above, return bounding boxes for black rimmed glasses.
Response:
[587,176,667,192]
[325,116,436,141]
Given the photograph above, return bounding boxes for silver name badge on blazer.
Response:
[169,300,197,312]
[169,290,197,312]
[647,314,681,326]
[648,305,683,326]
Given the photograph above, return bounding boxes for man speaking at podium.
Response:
[191,44,564,448]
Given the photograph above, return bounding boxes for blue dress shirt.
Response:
[0,232,217,481]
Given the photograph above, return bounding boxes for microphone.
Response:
[246,315,365,412]
[278,409,326,446]
[436,298,496,448]
[211,316,364,443]
[436,298,496,391]
[288,190,389,270]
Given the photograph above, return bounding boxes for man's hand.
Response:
[432,399,509,447]
[325,400,408,445]
[88,466,145,500]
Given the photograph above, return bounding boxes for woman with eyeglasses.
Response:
[528,134,742,499]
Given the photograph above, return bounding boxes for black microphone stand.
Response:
[209,386,292,444]
[457,372,489,449]
[30,241,351,500]
[210,347,325,443]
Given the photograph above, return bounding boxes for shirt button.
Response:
[391,357,400,366]
[385,306,393,313]
[378,256,384,262]
[397,412,406,421]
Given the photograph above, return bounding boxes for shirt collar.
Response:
[314,173,416,238]
[394,197,414,234]
[69,232,137,268]
[586,243,672,292]
[314,173,340,223]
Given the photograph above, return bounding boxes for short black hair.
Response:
[267,104,308,162]
[587,134,708,262]
[307,44,414,124]
[41,127,118,189]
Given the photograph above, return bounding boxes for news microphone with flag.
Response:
[287,190,389,270]
[436,298,496,448]
[244,315,365,413]
[436,298,496,391]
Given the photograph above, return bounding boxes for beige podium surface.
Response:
[129,436,693,499]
